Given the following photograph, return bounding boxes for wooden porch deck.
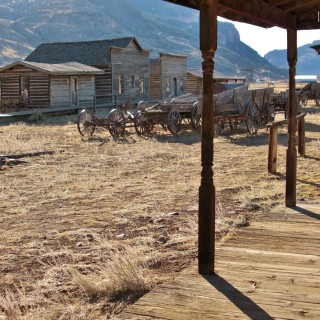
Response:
[118,204,320,320]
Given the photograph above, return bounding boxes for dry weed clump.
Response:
[0,99,319,318]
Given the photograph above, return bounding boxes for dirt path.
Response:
[0,102,319,319]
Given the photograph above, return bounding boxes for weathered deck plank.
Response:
[117,204,320,320]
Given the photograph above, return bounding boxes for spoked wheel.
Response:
[246,102,259,135]
[167,110,182,134]
[136,101,148,115]
[108,109,126,138]
[191,101,202,129]
[215,120,224,135]
[267,104,276,122]
[229,119,239,131]
[134,110,154,135]
[77,109,96,137]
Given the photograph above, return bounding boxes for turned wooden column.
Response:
[286,29,297,207]
[198,0,217,274]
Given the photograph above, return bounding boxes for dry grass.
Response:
[0,95,319,319]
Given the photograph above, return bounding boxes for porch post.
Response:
[286,28,297,207]
[198,0,217,274]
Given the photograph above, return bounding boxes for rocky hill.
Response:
[264,40,320,75]
[0,0,290,79]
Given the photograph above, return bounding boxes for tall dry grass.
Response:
[0,98,319,318]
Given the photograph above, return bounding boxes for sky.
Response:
[218,18,320,56]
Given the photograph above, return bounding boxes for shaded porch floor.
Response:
[117,204,320,319]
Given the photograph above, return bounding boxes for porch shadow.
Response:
[203,273,274,320]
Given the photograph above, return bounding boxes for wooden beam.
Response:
[283,0,320,12]
[218,0,296,29]
[285,28,297,207]
[198,0,217,275]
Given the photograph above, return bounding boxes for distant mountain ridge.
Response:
[264,40,320,75]
[0,0,313,80]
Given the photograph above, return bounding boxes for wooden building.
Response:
[187,69,246,95]
[150,53,187,100]
[25,37,150,106]
[0,61,103,109]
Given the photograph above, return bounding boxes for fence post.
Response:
[268,126,278,174]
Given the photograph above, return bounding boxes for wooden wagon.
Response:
[213,85,263,135]
[267,90,302,122]
[134,93,202,135]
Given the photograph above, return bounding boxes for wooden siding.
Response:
[50,76,95,107]
[50,77,70,107]
[160,55,187,99]
[78,76,95,106]
[111,44,150,105]
[95,66,112,105]
[0,64,50,108]
[0,74,20,99]
[187,72,202,96]
[29,76,50,108]
[149,59,161,100]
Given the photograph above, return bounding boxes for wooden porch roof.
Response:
[164,0,320,30]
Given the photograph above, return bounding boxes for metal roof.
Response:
[25,37,146,66]
[0,61,104,75]
[164,0,320,30]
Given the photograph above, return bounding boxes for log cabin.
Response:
[25,37,151,106]
[0,61,103,109]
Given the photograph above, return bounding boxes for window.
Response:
[179,79,185,94]
[118,74,124,94]
[20,76,29,97]
[166,77,171,93]
[139,75,144,94]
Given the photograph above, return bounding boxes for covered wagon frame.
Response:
[164,0,320,274]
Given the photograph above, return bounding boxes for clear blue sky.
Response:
[219,18,320,56]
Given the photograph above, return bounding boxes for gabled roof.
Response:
[0,61,104,75]
[25,37,146,66]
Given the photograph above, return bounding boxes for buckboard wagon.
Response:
[134,94,202,135]
[213,85,274,135]
[77,105,135,138]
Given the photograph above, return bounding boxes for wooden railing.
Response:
[267,113,306,174]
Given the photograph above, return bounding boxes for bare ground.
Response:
[0,99,319,319]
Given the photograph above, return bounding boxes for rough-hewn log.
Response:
[198,0,217,275]
[286,28,297,207]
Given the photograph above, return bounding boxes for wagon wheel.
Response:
[191,101,202,129]
[136,101,148,115]
[215,120,224,135]
[267,103,276,122]
[246,102,259,135]
[134,110,154,135]
[167,110,182,134]
[229,119,239,130]
[108,109,126,137]
[77,109,96,137]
